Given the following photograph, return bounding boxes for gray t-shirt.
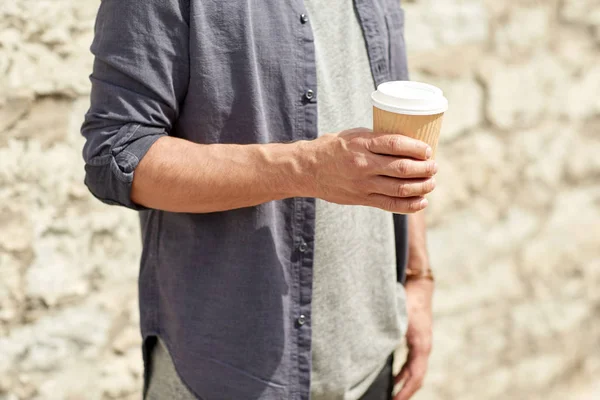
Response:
[305,1,408,400]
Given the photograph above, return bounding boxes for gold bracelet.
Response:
[405,268,435,282]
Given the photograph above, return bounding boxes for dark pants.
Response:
[359,354,394,400]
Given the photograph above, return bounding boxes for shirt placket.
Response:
[293,2,318,400]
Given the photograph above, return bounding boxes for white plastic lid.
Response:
[371,81,448,115]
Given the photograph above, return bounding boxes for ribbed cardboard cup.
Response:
[372,81,448,158]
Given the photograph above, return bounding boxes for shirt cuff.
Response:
[84,123,166,210]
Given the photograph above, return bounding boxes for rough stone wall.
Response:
[0,0,598,399]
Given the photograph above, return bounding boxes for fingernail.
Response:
[425,147,432,159]
[420,199,429,208]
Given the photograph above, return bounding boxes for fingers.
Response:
[368,177,436,198]
[394,355,429,400]
[367,194,428,214]
[367,134,432,160]
[394,371,424,400]
[375,155,438,179]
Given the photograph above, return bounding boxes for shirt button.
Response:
[298,241,308,253]
[305,89,314,100]
[297,315,306,326]
[300,14,309,24]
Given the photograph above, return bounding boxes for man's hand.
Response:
[394,278,434,400]
[306,128,438,214]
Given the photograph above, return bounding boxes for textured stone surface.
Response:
[1,0,600,399]
[480,53,568,130]
[408,74,484,142]
[493,5,552,59]
[404,0,489,52]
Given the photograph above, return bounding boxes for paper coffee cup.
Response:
[371,81,448,158]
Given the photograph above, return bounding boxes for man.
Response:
[82,1,435,400]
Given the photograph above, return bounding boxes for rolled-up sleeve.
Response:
[81,0,189,209]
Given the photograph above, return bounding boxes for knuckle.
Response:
[387,136,401,153]
[356,135,371,146]
[397,160,410,175]
[350,154,368,170]
[383,198,397,212]
[347,136,366,151]
[396,183,410,197]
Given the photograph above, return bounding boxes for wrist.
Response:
[405,267,435,282]
[406,257,430,273]
[288,139,318,198]
[260,140,317,199]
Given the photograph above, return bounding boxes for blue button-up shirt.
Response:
[81,1,409,399]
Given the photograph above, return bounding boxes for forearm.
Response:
[407,211,429,269]
[131,136,315,213]
[404,211,434,348]
[405,211,434,317]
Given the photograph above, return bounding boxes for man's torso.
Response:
[88,0,409,399]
